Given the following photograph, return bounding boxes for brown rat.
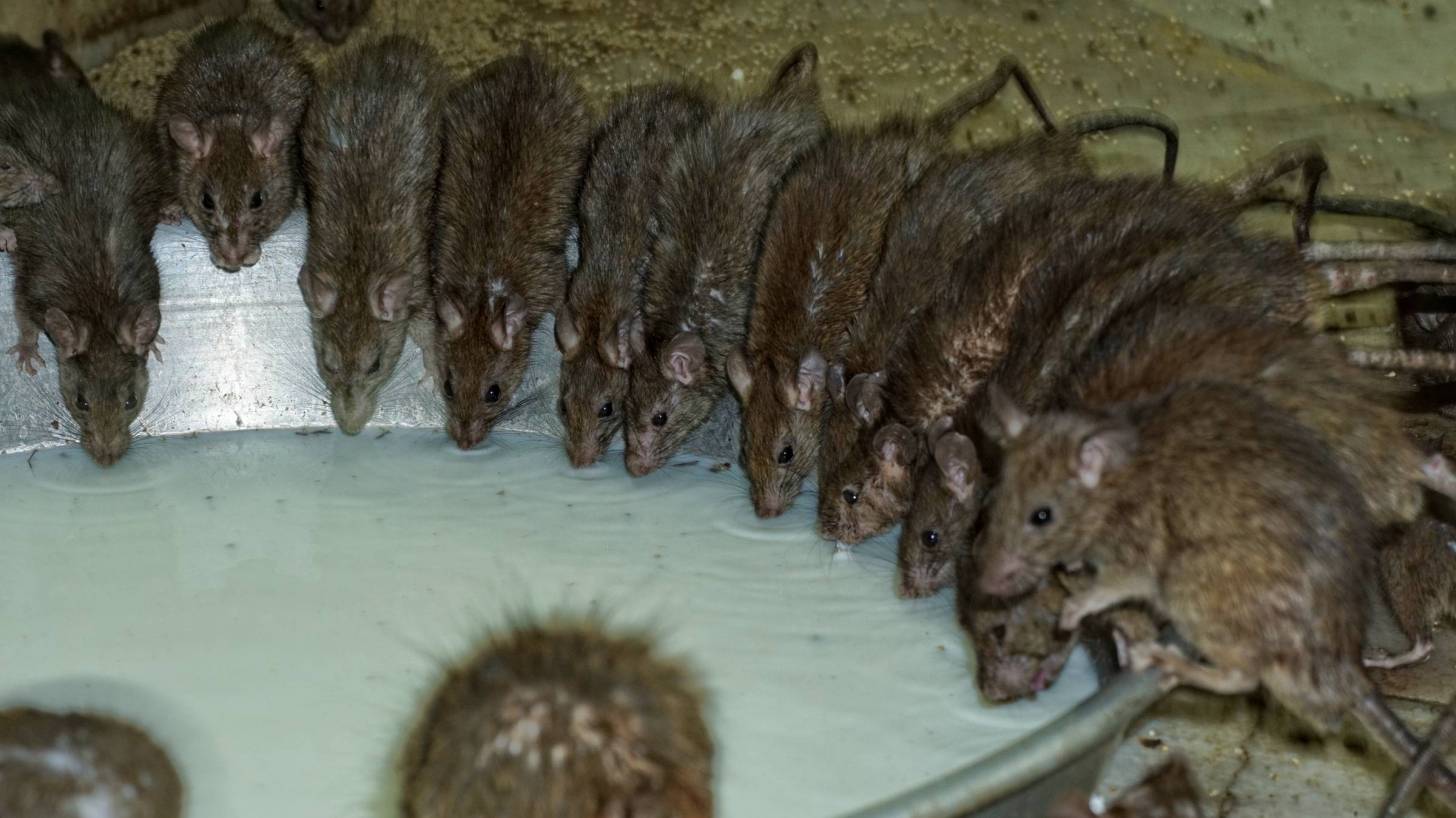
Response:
[6,81,168,466]
[1370,515,1456,670]
[276,0,373,45]
[975,379,1456,810]
[433,49,590,450]
[623,43,825,476]
[556,83,714,467]
[155,19,312,271]
[0,707,183,818]
[1047,756,1205,818]
[298,35,446,435]
[0,32,89,94]
[401,615,714,818]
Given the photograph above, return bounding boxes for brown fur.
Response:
[623,44,825,476]
[401,615,714,818]
[1377,515,1456,666]
[558,83,713,467]
[0,708,182,818]
[154,20,312,271]
[276,0,373,44]
[1048,757,1205,818]
[299,35,445,435]
[433,49,591,450]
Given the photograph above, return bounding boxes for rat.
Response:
[622,43,826,477]
[298,35,445,435]
[725,56,1068,518]
[433,49,590,450]
[974,379,1456,811]
[1369,514,1456,670]
[154,19,312,271]
[6,81,168,466]
[1047,756,1205,818]
[0,707,183,818]
[0,31,89,93]
[276,0,373,44]
[555,83,714,467]
[401,615,714,818]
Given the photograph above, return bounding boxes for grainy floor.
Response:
[82,0,1456,815]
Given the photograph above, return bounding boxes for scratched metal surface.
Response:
[0,208,742,460]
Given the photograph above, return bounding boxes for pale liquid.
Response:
[0,429,1095,818]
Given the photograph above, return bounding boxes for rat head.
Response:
[46,304,158,467]
[976,386,1137,598]
[0,143,59,208]
[960,580,1077,704]
[277,0,373,44]
[167,114,297,272]
[555,303,632,468]
[728,348,827,517]
[896,417,984,598]
[435,286,533,450]
[624,328,718,477]
[299,264,413,435]
[815,367,919,542]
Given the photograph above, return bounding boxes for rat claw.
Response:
[1364,639,1434,670]
[148,334,166,364]
[7,343,44,376]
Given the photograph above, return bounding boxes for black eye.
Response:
[76,391,90,411]
[842,487,859,506]
[250,191,264,210]
[651,411,667,427]
[777,444,794,465]
[0,163,11,171]
[1029,506,1053,527]
[922,530,940,547]
[485,384,501,403]
[124,394,137,411]
[201,191,214,211]
[315,0,325,9]
[990,624,1007,643]
[367,356,381,375]
[597,401,613,419]
[443,378,454,399]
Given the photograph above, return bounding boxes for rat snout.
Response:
[753,492,785,519]
[448,416,488,450]
[212,235,261,272]
[332,390,375,436]
[567,441,600,469]
[624,450,656,477]
[84,428,132,467]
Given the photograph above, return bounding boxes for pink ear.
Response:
[44,307,90,360]
[987,383,1029,439]
[600,316,633,370]
[1077,426,1136,489]
[844,371,885,428]
[489,292,528,351]
[933,430,981,502]
[116,302,161,357]
[726,349,753,400]
[371,271,412,322]
[555,302,582,359]
[247,115,289,159]
[168,116,213,159]
[299,268,339,318]
[791,349,827,411]
[660,332,705,386]
[437,295,466,341]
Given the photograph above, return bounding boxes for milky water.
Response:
[0,429,1096,818]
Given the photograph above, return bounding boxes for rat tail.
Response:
[1352,678,1456,815]
[1222,139,1328,244]
[926,56,1057,138]
[1379,695,1456,818]
[1062,108,1180,182]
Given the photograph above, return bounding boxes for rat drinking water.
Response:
[556,83,713,467]
[299,35,445,435]
[401,615,714,818]
[277,0,373,44]
[433,48,590,450]
[622,43,826,477]
[154,19,312,271]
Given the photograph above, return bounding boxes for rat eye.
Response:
[597,401,613,419]
[442,377,454,399]
[485,383,501,403]
[842,487,859,506]
[76,391,90,412]
[249,191,264,210]
[367,356,381,375]
[922,530,940,547]
[777,444,794,465]
[315,0,326,9]
[201,191,214,211]
[124,393,137,411]
[0,162,11,171]
[1029,506,1054,527]
[990,624,1007,643]
[651,411,667,427]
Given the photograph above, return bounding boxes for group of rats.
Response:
[5,9,1456,816]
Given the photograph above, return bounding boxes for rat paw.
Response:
[7,343,44,376]
[1364,639,1434,670]
[1127,642,1184,690]
[0,226,15,252]
[148,334,166,364]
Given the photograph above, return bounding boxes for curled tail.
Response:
[1063,108,1179,182]
[1354,685,1456,815]
[926,55,1057,137]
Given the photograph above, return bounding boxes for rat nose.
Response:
[753,495,784,518]
[567,444,599,469]
[449,417,487,450]
[624,452,653,477]
[978,554,1026,598]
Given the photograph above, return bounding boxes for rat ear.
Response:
[1076,424,1137,489]
[873,422,917,467]
[763,42,819,106]
[600,316,633,370]
[987,383,1029,440]
[726,349,753,400]
[933,430,981,502]
[489,292,528,351]
[436,294,466,341]
[370,271,412,322]
[844,371,886,428]
[298,268,339,318]
[787,349,827,411]
[826,363,846,405]
[167,116,213,159]
[554,302,582,359]
[661,332,705,386]
[247,115,290,160]
[44,307,90,360]
[115,302,161,357]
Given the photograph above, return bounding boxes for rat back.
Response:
[402,616,714,818]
